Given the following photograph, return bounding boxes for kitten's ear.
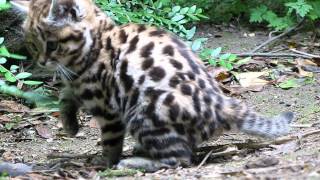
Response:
[45,0,87,28]
[10,0,30,15]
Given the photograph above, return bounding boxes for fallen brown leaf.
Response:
[0,100,30,112]
[35,124,52,139]
[0,115,11,123]
[235,71,270,88]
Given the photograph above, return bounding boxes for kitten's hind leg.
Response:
[119,126,193,172]
[94,116,125,167]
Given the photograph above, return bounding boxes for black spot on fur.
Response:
[169,104,180,122]
[81,89,94,100]
[138,75,145,84]
[170,59,183,70]
[127,35,139,54]
[141,57,154,70]
[173,123,185,135]
[101,121,124,133]
[90,106,104,116]
[192,88,201,112]
[137,24,147,33]
[164,93,175,106]
[149,66,166,81]
[140,42,155,58]
[93,89,104,99]
[130,88,140,107]
[163,45,174,56]
[120,60,134,92]
[180,84,192,96]
[119,29,128,44]
[187,71,195,80]
[102,137,122,146]
[203,95,212,105]
[149,29,166,37]
[145,88,165,101]
[198,79,206,89]
[203,109,212,119]
[169,76,180,88]
[138,128,170,144]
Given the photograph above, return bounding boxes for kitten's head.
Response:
[11,0,98,77]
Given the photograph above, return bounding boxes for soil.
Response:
[1,24,320,179]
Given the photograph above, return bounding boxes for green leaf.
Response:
[250,5,268,23]
[16,72,32,79]
[8,53,27,60]
[171,14,185,22]
[4,72,16,82]
[172,6,181,13]
[220,53,231,60]
[210,47,222,58]
[191,38,206,51]
[0,37,4,45]
[0,57,7,64]
[23,80,43,85]
[278,78,301,89]
[188,5,196,14]
[179,7,189,14]
[208,59,217,66]
[10,65,19,72]
[0,46,10,57]
[0,65,7,73]
[185,26,196,40]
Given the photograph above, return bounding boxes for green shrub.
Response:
[95,0,207,39]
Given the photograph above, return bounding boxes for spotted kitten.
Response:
[12,0,293,172]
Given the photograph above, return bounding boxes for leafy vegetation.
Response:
[95,0,207,40]
[0,0,10,11]
[177,0,320,30]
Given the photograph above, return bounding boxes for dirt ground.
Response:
[1,25,320,179]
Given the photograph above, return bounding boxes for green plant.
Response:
[95,0,207,39]
[190,38,250,71]
[250,0,320,30]
[0,37,43,86]
[0,0,10,11]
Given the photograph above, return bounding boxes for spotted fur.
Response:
[12,0,294,172]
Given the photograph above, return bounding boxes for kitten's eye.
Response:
[46,41,58,52]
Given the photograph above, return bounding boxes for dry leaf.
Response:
[35,124,52,139]
[235,71,269,88]
[0,115,11,123]
[0,100,30,112]
[207,67,230,82]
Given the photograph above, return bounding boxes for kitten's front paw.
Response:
[61,117,79,136]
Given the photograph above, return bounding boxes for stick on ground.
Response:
[250,20,304,53]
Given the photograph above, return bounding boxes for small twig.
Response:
[235,52,311,59]
[289,48,320,59]
[198,130,320,153]
[197,149,214,169]
[250,20,304,53]
[47,152,97,159]
[197,146,240,168]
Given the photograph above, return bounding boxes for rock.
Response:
[0,162,33,177]
[245,156,280,169]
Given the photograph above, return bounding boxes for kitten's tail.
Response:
[219,97,294,138]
